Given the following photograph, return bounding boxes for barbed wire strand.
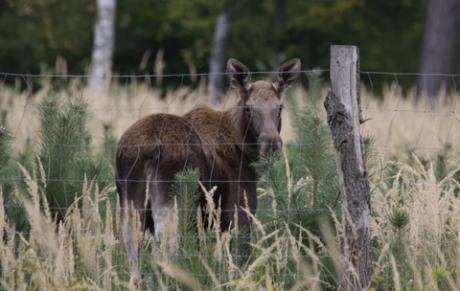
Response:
[1,69,460,78]
[0,69,328,79]
[2,69,460,211]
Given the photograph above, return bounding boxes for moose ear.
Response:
[227,58,251,100]
[273,58,301,95]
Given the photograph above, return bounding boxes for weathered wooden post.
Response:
[324,45,372,290]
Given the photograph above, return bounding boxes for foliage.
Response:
[101,123,118,167]
[0,127,29,231]
[173,168,200,248]
[0,0,427,90]
[389,207,409,230]
[254,75,339,288]
[38,94,112,220]
[0,127,13,197]
[255,73,337,230]
[0,0,94,75]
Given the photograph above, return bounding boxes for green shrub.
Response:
[101,123,118,167]
[38,94,112,220]
[0,127,14,197]
[0,127,29,231]
[173,168,200,249]
[256,73,337,234]
[254,73,339,289]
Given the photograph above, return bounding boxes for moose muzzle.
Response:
[257,135,283,156]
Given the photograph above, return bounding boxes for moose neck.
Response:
[225,102,259,162]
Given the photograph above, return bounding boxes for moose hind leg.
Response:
[152,204,175,241]
[121,207,141,285]
[118,179,145,287]
[147,171,177,243]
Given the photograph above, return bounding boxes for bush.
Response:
[254,73,339,289]
[38,94,113,220]
[256,73,337,234]
[0,126,29,231]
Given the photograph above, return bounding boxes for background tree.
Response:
[88,0,117,92]
[272,0,286,68]
[417,0,460,100]
[208,7,231,106]
[0,0,94,74]
[0,0,437,93]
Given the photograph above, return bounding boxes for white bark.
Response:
[208,12,230,106]
[88,0,117,92]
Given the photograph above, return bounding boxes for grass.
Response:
[0,164,336,290]
[1,78,460,290]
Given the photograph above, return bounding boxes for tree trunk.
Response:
[208,12,231,106]
[273,0,285,68]
[325,45,372,291]
[418,0,460,100]
[88,0,117,92]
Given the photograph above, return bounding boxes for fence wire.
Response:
[1,71,460,184]
[1,69,460,281]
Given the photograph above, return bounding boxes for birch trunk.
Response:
[88,0,117,92]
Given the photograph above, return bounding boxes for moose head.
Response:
[227,58,301,156]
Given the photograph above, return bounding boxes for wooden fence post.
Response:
[324,45,372,290]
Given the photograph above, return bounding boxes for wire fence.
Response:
[1,69,460,216]
[1,68,460,285]
[3,68,460,78]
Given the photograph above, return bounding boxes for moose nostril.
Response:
[271,138,283,151]
[258,136,283,155]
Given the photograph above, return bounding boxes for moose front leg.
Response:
[234,220,252,267]
[223,182,257,267]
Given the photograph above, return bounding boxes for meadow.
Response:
[1,75,460,290]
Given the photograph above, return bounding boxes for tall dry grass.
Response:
[361,85,460,158]
[1,79,460,290]
[0,160,334,290]
[2,146,459,290]
[2,80,459,157]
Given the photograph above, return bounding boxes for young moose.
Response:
[115,58,301,284]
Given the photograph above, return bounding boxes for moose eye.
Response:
[278,106,283,116]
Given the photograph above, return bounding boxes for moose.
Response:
[115,58,301,284]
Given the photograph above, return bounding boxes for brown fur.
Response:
[116,114,208,232]
[184,105,257,229]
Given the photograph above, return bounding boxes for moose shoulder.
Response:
[115,58,301,285]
